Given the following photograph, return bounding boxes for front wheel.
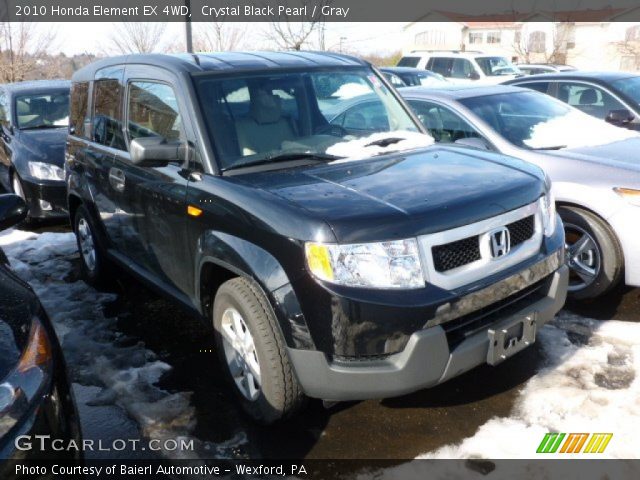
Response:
[213,277,305,424]
[559,206,623,299]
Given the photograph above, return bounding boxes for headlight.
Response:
[540,191,557,237]
[614,187,640,207]
[0,317,52,437]
[28,162,65,181]
[305,239,424,289]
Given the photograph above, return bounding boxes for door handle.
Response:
[108,167,126,192]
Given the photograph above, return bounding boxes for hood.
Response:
[15,128,67,167]
[239,146,545,243]
[552,138,640,173]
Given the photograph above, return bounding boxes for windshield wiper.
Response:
[21,124,67,130]
[224,152,341,171]
[531,145,566,150]
[365,137,405,148]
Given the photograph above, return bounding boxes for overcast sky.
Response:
[45,22,407,56]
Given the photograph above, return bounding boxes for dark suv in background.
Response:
[0,81,70,222]
[66,52,567,423]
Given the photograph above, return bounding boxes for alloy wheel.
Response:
[565,223,601,292]
[220,307,262,401]
[77,218,97,273]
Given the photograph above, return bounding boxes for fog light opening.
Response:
[38,199,52,211]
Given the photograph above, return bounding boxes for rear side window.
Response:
[70,82,89,138]
[517,82,551,94]
[0,91,8,126]
[127,82,185,142]
[92,78,126,150]
[398,56,420,67]
[427,57,453,76]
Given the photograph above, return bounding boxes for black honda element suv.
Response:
[66,52,568,423]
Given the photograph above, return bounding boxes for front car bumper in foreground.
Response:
[288,253,569,401]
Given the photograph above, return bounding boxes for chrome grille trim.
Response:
[417,200,544,290]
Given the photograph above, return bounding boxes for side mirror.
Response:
[0,194,28,231]
[454,137,491,150]
[469,71,481,80]
[129,137,187,168]
[605,109,634,127]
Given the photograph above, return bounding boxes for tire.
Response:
[559,206,623,300]
[73,204,111,287]
[10,172,34,227]
[213,277,305,424]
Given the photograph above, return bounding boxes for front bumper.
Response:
[288,262,568,401]
[20,178,67,219]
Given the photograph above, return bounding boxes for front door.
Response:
[111,65,193,297]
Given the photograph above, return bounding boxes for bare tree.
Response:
[194,22,247,52]
[106,22,168,54]
[265,0,330,51]
[511,22,571,64]
[615,25,640,71]
[0,22,57,82]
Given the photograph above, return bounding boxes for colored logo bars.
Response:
[537,433,613,454]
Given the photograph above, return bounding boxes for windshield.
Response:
[398,57,420,68]
[475,57,520,77]
[15,91,69,129]
[461,91,637,149]
[194,67,422,170]
[611,76,640,104]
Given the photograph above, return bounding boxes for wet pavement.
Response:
[22,221,640,460]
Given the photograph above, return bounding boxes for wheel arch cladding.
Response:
[196,231,315,350]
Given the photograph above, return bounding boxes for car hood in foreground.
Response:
[239,146,545,243]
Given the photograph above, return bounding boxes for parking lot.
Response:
[1,222,638,461]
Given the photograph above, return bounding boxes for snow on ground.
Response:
[0,228,245,459]
[417,312,640,460]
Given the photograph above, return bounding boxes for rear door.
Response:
[111,64,193,296]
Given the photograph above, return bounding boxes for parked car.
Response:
[516,64,576,75]
[397,50,523,84]
[504,71,640,130]
[66,52,567,423]
[0,81,70,223]
[401,84,640,298]
[0,194,81,465]
[380,70,408,87]
[379,67,448,87]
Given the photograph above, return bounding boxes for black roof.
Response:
[3,79,70,94]
[72,51,368,82]
[506,70,639,83]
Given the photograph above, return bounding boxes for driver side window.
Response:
[408,100,482,143]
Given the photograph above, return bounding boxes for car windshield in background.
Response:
[476,57,521,76]
[460,91,574,148]
[402,72,447,87]
[611,76,640,105]
[194,68,419,170]
[15,91,69,129]
[397,57,420,68]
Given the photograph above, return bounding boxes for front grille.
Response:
[432,236,481,272]
[431,214,536,273]
[442,278,547,350]
[508,215,535,247]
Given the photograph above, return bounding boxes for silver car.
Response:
[399,85,640,299]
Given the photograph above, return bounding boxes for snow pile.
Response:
[414,312,640,460]
[523,110,638,149]
[0,229,207,459]
[333,82,372,99]
[327,130,434,161]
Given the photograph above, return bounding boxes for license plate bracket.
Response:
[487,313,537,366]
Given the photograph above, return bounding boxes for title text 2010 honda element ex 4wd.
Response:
[65,52,568,423]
